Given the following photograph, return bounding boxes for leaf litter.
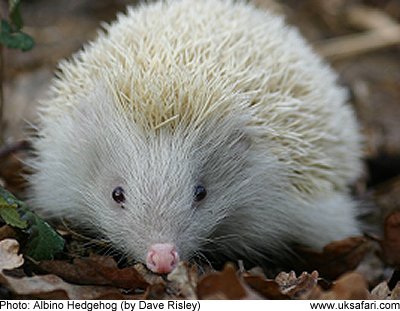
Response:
[0,232,389,299]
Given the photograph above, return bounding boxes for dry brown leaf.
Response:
[38,255,148,290]
[118,263,168,299]
[275,270,297,286]
[371,281,390,299]
[167,261,198,299]
[316,272,370,299]
[197,264,246,299]
[0,225,18,241]
[0,239,24,270]
[243,274,288,299]
[391,282,400,299]
[371,280,400,300]
[143,283,168,300]
[0,273,133,299]
[197,263,261,299]
[382,212,400,266]
[133,262,166,285]
[0,242,134,299]
[274,271,319,298]
[85,254,116,267]
[296,236,370,279]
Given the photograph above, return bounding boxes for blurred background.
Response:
[1,0,400,234]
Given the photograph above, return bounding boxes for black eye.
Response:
[112,186,125,205]
[193,185,207,202]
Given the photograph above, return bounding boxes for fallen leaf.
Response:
[22,207,65,261]
[0,186,27,229]
[83,254,116,267]
[274,271,319,298]
[381,212,400,266]
[197,264,245,299]
[0,240,127,299]
[0,185,20,208]
[243,274,288,299]
[134,263,165,285]
[197,263,261,299]
[38,255,148,290]
[0,225,18,241]
[0,272,132,299]
[391,282,400,299]
[0,207,27,229]
[370,279,400,300]
[143,283,168,300]
[167,261,198,299]
[0,239,24,270]
[317,272,370,299]
[0,186,65,261]
[296,236,370,279]
[371,281,390,299]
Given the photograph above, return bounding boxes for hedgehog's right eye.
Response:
[112,186,125,207]
[193,184,207,202]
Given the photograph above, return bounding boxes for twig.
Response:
[316,25,400,60]
[345,5,398,31]
[315,5,400,60]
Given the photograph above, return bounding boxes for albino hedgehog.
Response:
[29,0,363,273]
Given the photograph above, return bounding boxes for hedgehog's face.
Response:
[94,121,251,274]
[63,87,257,274]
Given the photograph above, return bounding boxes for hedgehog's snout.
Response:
[146,243,180,274]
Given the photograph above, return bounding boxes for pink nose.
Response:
[146,243,180,274]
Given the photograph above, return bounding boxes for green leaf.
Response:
[0,207,28,229]
[8,0,23,30]
[0,186,65,261]
[22,209,65,261]
[0,21,34,51]
[0,184,21,206]
[0,186,27,228]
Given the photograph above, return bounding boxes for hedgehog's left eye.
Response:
[112,186,125,207]
[193,185,207,202]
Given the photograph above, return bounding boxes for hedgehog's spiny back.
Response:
[39,0,362,195]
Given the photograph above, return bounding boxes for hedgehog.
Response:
[28,0,363,274]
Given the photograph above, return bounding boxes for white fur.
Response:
[28,0,362,265]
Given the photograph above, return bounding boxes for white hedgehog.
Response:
[28,0,363,273]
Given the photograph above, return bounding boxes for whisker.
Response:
[191,250,213,273]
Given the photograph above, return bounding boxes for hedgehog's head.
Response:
[49,77,265,273]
